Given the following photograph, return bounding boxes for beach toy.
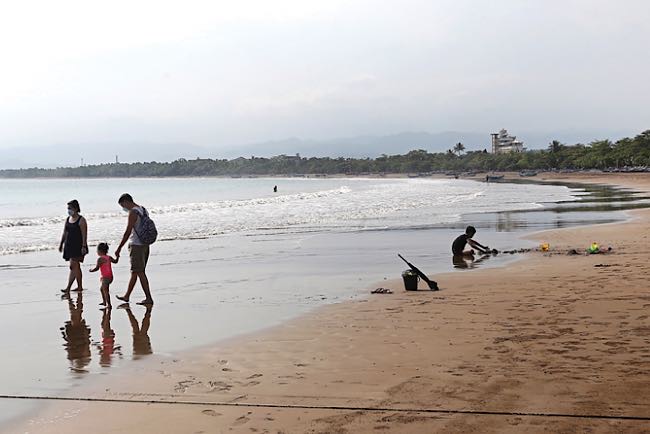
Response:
[588,242,600,254]
[540,242,549,252]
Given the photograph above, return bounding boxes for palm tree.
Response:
[547,140,564,169]
[453,142,465,156]
[548,140,563,153]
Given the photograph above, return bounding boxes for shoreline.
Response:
[5,173,650,433]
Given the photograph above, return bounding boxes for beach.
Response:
[3,173,650,433]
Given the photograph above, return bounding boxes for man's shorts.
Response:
[129,244,150,273]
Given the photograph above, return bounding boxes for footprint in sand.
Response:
[201,409,221,417]
[175,378,201,393]
[208,380,233,392]
[233,414,251,426]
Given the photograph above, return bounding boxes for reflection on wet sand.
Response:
[121,305,153,359]
[452,253,492,269]
[96,308,122,367]
[60,291,91,373]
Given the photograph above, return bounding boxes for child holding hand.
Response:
[90,243,119,308]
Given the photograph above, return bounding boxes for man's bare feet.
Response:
[136,299,154,306]
[71,287,83,292]
[116,303,130,310]
[116,295,129,302]
[99,301,106,306]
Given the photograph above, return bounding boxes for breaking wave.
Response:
[0,178,575,256]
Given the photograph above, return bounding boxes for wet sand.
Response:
[5,173,650,433]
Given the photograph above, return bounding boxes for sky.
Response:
[0,0,649,153]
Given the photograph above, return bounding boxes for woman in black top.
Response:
[59,200,88,292]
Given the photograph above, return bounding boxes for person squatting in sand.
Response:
[452,225,491,258]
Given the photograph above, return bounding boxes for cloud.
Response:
[0,0,648,149]
[234,74,384,115]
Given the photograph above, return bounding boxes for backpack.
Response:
[134,207,158,245]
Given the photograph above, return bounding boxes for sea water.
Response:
[0,176,615,426]
[0,177,576,255]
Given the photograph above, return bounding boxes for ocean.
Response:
[0,177,576,256]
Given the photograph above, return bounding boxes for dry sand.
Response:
[6,173,650,434]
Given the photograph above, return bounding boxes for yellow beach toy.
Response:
[540,242,549,252]
[588,242,600,254]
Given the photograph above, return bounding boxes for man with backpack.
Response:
[115,193,157,306]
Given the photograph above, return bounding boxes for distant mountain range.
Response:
[220,131,489,159]
[0,129,632,169]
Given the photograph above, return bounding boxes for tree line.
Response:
[1,130,649,178]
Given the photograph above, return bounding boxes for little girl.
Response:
[90,243,119,308]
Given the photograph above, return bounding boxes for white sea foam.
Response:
[0,178,576,256]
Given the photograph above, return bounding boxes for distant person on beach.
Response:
[114,194,156,306]
[89,242,118,308]
[273,185,278,193]
[452,225,490,257]
[59,200,88,292]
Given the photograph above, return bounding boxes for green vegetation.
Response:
[2,131,649,178]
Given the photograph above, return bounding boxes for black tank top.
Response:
[63,216,83,259]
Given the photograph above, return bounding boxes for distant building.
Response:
[272,153,301,161]
[491,129,524,154]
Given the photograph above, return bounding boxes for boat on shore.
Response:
[519,170,538,177]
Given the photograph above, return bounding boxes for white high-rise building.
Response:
[491,129,524,154]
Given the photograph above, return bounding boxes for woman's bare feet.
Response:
[71,287,83,292]
[116,295,129,302]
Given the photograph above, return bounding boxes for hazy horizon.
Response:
[1,127,645,169]
[1,0,649,163]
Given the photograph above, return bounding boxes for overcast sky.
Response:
[0,0,648,150]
